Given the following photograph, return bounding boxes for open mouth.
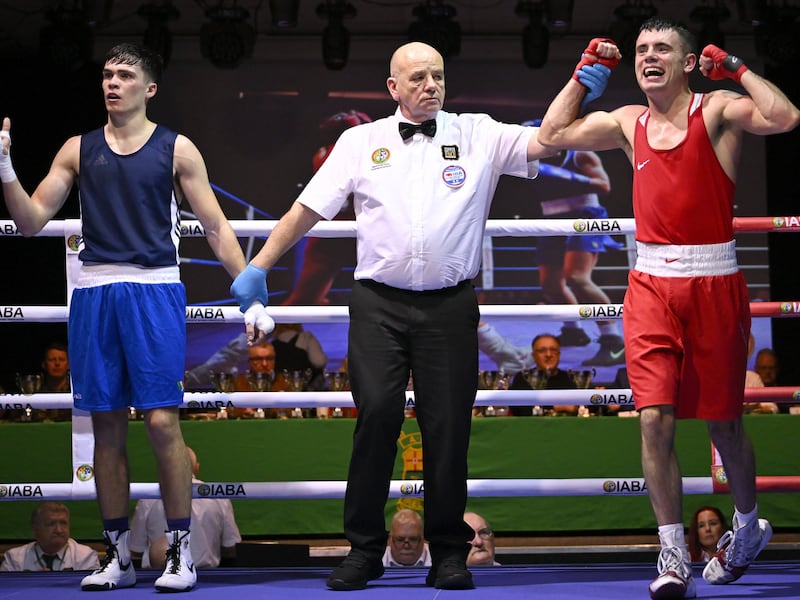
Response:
[643,67,664,79]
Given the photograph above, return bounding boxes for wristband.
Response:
[0,131,16,183]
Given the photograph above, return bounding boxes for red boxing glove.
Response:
[572,38,621,84]
[701,44,749,83]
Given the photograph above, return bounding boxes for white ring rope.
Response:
[5,387,800,410]
[4,475,800,502]
[3,301,800,324]
[4,216,800,239]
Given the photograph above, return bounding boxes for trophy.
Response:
[247,370,274,392]
[209,370,237,393]
[522,369,549,390]
[16,373,42,395]
[570,368,596,389]
[478,370,499,390]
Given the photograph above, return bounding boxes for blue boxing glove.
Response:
[576,62,612,111]
[230,263,268,313]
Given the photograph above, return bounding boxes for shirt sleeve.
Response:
[220,501,242,547]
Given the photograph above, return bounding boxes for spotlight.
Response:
[200,4,256,69]
[138,1,180,67]
[515,1,549,69]
[38,6,94,71]
[316,1,356,70]
[545,0,574,35]
[408,1,461,59]
[609,0,657,64]
[690,1,730,50]
[269,0,300,28]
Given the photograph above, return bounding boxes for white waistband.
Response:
[635,241,738,277]
[76,264,181,288]
[541,194,599,216]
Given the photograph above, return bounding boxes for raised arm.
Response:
[1,117,77,236]
[538,39,631,154]
[699,44,800,135]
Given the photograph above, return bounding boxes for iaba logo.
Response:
[198,484,211,497]
[602,480,647,494]
[713,466,728,485]
[76,464,94,482]
[773,217,785,227]
[793,390,800,402]
[399,482,424,495]
[196,483,246,497]
[573,220,588,233]
[67,234,83,251]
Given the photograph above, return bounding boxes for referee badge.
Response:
[441,145,459,160]
[442,165,466,188]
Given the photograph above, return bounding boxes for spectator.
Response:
[130,447,241,569]
[0,502,99,572]
[382,509,432,567]
[38,341,72,422]
[271,323,328,391]
[463,512,500,566]
[754,348,779,387]
[687,506,728,563]
[744,338,778,414]
[233,340,288,418]
[509,333,577,416]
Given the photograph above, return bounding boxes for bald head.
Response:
[186,446,199,477]
[387,42,445,123]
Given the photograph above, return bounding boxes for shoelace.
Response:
[723,526,759,566]
[96,540,118,573]
[164,539,182,574]
[657,546,687,577]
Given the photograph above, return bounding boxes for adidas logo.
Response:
[93,154,109,166]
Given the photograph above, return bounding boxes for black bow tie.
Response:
[399,119,437,140]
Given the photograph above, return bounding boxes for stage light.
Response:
[515,1,549,69]
[408,1,461,59]
[200,3,256,69]
[545,0,574,35]
[269,0,301,28]
[609,0,657,64]
[316,1,356,70]
[690,1,730,50]
[138,1,180,67]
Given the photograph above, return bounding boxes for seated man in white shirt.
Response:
[0,502,99,572]
[382,509,432,567]
[130,447,241,569]
[464,512,501,566]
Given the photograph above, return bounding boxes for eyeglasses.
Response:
[392,536,421,545]
[249,356,276,363]
[476,527,493,539]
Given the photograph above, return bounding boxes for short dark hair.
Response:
[32,501,69,525]
[43,341,68,359]
[105,43,164,83]
[638,17,697,56]
[531,333,560,348]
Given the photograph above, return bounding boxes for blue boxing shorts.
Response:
[536,203,624,267]
[69,281,186,412]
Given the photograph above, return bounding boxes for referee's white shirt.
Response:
[298,108,538,291]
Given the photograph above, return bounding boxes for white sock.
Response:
[734,505,758,529]
[658,523,688,554]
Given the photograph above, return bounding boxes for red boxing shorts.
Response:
[623,269,750,420]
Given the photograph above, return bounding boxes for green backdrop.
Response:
[0,415,797,541]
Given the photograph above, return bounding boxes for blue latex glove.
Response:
[230,264,268,313]
[576,62,612,111]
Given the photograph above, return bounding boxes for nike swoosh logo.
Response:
[665,258,679,263]
[637,159,650,170]
[610,349,625,360]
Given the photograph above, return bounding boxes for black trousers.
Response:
[344,279,478,560]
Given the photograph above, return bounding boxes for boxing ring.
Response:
[1,217,799,598]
